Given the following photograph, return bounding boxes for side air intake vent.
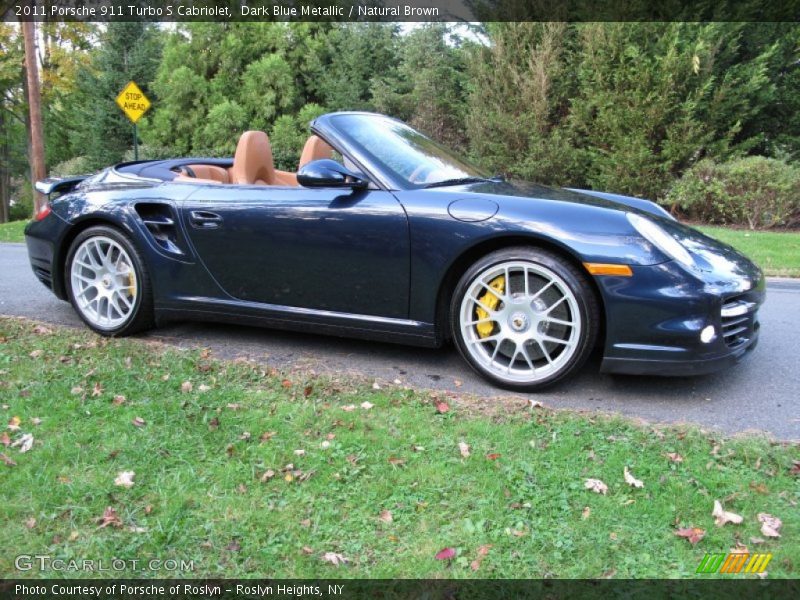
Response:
[134,203,184,255]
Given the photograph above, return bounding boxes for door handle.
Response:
[190,210,223,229]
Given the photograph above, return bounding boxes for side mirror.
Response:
[297,159,368,189]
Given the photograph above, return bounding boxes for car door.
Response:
[179,183,410,319]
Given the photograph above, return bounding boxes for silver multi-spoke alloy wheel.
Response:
[452,248,598,389]
[70,235,138,330]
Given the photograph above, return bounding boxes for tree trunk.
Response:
[22,19,46,215]
[0,107,9,223]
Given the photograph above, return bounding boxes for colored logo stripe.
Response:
[696,553,772,574]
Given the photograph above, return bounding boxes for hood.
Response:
[448,179,671,220]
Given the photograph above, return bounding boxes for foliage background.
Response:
[1,22,798,226]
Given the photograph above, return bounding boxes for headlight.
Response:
[627,213,695,268]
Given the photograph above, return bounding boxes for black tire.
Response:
[65,225,154,337]
[450,246,600,391]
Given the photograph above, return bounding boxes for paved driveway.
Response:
[2,242,798,439]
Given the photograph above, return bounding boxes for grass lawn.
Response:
[697,226,800,278]
[0,220,27,243]
[0,317,797,579]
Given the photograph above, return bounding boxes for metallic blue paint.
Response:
[24,112,765,379]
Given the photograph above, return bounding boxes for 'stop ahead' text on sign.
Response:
[115,81,151,124]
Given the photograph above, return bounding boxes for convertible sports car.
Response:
[25,112,765,390]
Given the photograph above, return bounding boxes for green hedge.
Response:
[666,156,800,229]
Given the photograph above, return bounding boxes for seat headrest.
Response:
[299,135,334,169]
[231,131,275,185]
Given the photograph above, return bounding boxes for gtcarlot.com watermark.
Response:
[15,554,195,573]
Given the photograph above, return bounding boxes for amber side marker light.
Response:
[583,263,633,277]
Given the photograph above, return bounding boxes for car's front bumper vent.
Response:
[33,265,52,289]
[721,296,758,349]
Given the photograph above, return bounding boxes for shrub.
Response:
[666,156,800,229]
[50,156,94,177]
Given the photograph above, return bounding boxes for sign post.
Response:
[115,81,151,161]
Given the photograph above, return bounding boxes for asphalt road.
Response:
[2,242,798,439]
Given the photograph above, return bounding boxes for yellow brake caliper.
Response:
[127,272,136,298]
[475,275,505,338]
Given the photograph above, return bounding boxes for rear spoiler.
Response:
[35,175,88,198]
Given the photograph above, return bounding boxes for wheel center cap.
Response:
[102,276,112,289]
[509,312,529,332]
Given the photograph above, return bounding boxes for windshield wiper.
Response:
[423,177,492,189]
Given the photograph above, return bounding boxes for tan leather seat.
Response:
[299,135,334,169]
[230,131,277,185]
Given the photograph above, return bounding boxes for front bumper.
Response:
[597,261,764,377]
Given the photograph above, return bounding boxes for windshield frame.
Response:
[312,112,488,192]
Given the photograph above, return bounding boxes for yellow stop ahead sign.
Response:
[115,81,151,124]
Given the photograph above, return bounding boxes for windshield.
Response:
[328,114,489,189]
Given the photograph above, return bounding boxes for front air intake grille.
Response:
[720,296,757,349]
[33,266,52,289]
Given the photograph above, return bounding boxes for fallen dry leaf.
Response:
[582,506,591,520]
[128,526,147,533]
[435,547,456,560]
[198,384,211,393]
[114,470,135,488]
[470,544,491,571]
[585,478,608,494]
[71,386,84,395]
[322,552,349,566]
[360,401,374,410]
[8,416,21,431]
[528,399,543,409]
[624,466,644,488]
[675,527,705,545]
[29,349,42,358]
[341,404,356,412]
[0,432,9,447]
[750,536,766,545]
[458,441,470,458]
[281,379,292,388]
[372,382,381,390]
[712,500,743,526]
[1,452,17,467]
[25,517,36,529]
[789,460,800,476]
[387,456,405,466]
[486,453,501,461]
[665,452,684,463]
[758,513,782,537]
[180,381,193,393]
[131,417,145,427]
[33,325,52,335]
[12,433,33,453]
[379,509,393,524]
[302,546,314,555]
[226,540,241,552]
[208,417,220,431]
[97,506,122,528]
[730,542,749,554]
[260,431,276,442]
[91,382,104,397]
[260,469,276,482]
[294,449,306,456]
[112,395,126,406]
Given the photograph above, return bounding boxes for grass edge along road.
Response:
[1,219,798,277]
[0,316,797,578]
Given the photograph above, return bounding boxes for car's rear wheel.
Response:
[66,226,154,336]
[450,247,599,391]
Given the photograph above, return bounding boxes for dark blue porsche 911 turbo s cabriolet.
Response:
[25,112,765,390]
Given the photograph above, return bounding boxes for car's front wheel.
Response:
[451,247,599,391]
[65,225,154,336]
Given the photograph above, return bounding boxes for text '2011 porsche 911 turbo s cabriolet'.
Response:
[25,112,765,391]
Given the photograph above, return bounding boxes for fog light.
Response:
[700,325,716,344]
